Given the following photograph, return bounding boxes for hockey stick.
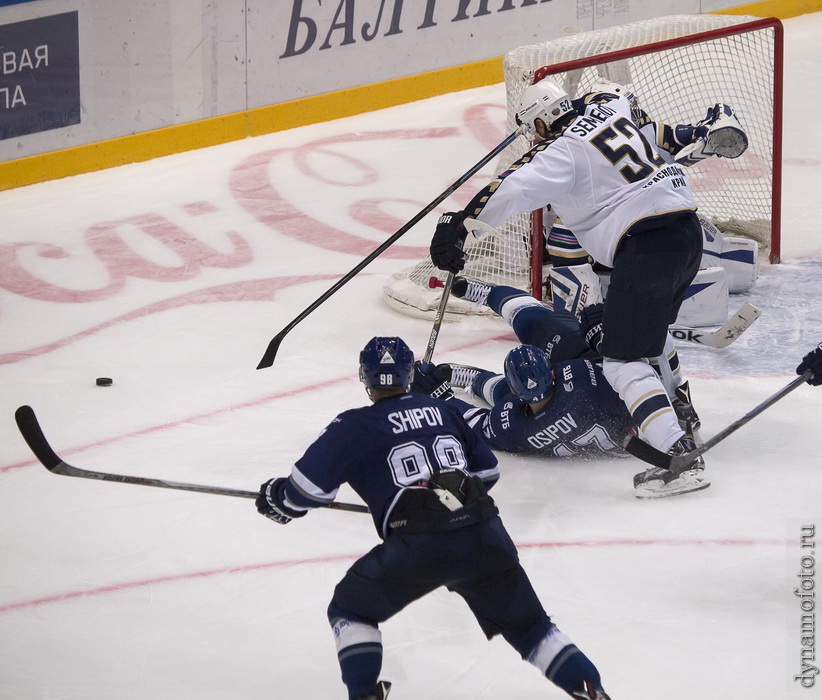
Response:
[422,218,495,363]
[256,130,523,370]
[624,369,815,474]
[14,405,370,514]
[423,270,457,364]
[669,302,760,348]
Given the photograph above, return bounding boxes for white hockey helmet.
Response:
[589,81,639,113]
[516,78,574,134]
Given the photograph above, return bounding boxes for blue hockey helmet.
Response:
[359,337,415,392]
[503,344,554,403]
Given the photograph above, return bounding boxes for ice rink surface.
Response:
[2,12,822,700]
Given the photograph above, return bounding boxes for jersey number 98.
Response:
[387,437,468,487]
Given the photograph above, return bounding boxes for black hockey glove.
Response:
[580,302,605,355]
[410,361,454,400]
[256,477,307,524]
[797,343,822,386]
[430,211,469,274]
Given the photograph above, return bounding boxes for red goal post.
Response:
[382,14,783,318]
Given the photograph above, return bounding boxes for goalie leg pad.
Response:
[674,266,729,328]
[720,237,759,293]
[548,263,603,320]
[699,214,724,268]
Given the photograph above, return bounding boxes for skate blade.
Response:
[634,472,711,499]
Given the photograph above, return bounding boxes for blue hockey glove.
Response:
[580,302,605,355]
[410,361,454,400]
[797,343,822,386]
[256,477,307,524]
[430,211,468,274]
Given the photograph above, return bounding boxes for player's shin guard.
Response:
[329,614,383,699]
[527,627,608,699]
[602,357,682,454]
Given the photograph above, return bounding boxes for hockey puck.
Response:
[96,377,113,387]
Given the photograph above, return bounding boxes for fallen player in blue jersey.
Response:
[256,336,612,700]
[410,278,709,498]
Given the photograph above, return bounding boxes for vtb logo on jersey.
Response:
[562,364,574,392]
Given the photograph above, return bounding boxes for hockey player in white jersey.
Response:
[543,86,748,266]
[430,78,720,497]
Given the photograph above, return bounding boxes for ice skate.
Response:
[633,435,709,498]
[353,679,391,700]
[437,363,484,391]
[571,679,612,699]
[452,275,494,306]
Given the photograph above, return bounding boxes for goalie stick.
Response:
[669,302,761,348]
[624,368,816,474]
[13,405,369,514]
[256,129,523,370]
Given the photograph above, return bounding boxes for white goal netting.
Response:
[383,14,781,319]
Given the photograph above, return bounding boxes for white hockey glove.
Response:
[675,104,748,166]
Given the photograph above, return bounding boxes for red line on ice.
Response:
[2,333,517,474]
[0,537,787,614]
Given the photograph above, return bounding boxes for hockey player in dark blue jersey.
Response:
[411,277,708,497]
[256,336,612,700]
[439,345,633,459]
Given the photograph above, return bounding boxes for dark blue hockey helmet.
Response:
[503,344,554,403]
[359,336,415,392]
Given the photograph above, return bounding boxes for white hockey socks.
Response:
[602,357,683,453]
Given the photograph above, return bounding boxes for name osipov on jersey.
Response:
[526,412,579,449]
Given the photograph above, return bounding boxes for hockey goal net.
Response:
[383,14,782,319]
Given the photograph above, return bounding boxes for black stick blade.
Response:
[15,405,62,471]
[622,434,672,469]
[14,405,371,513]
[256,331,285,370]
